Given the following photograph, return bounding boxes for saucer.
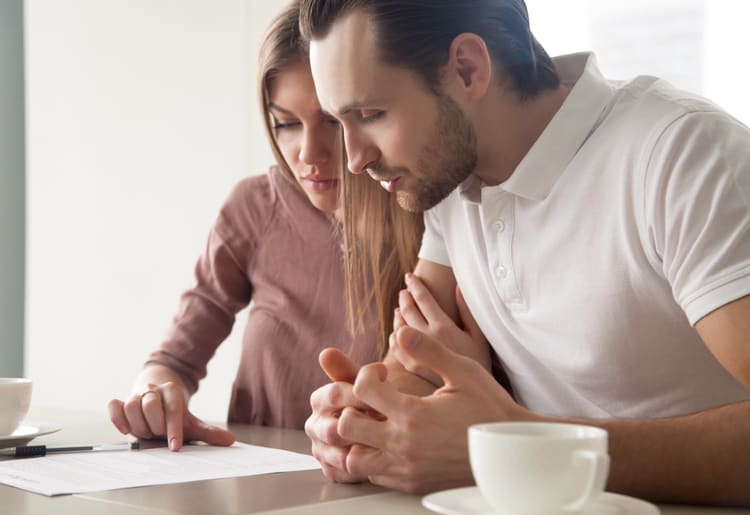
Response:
[422,487,660,515]
[0,422,62,449]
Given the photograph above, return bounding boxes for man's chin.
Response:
[396,191,428,213]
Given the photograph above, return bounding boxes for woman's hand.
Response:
[107,367,235,451]
[389,274,492,385]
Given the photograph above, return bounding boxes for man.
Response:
[298,0,750,506]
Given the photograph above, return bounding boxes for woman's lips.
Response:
[302,177,338,192]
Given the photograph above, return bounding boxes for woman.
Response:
[107,0,423,451]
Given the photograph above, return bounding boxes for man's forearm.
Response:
[571,400,750,506]
[383,353,750,506]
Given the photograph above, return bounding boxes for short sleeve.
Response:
[645,110,750,324]
[418,207,452,267]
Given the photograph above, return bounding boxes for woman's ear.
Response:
[443,33,492,101]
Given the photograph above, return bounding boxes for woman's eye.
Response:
[273,121,301,130]
[325,117,340,127]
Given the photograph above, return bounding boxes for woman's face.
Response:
[268,61,341,213]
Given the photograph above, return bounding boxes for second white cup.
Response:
[469,421,609,515]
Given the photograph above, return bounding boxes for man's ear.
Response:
[444,33,492,101]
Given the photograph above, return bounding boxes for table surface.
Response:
[1,407,749,515]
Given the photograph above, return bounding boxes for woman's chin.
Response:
[306,192,339,214]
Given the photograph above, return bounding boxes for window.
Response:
[527,0,750,124]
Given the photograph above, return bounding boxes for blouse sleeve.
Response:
[145,176,271,392]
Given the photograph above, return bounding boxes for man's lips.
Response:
[366,168,402,192]
[379,177,401,192]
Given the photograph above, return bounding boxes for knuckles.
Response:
[324,418,343,445]
[303,414,317,439]
[308,409,345,447]
[122,396,143,415]
[431,322,452,341]
[324,446,349,471]
[312,382,351,411]
[325,383,346,407]
[410,287,431,306]
[336,407,358,439]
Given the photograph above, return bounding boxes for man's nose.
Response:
[343,130,378,175]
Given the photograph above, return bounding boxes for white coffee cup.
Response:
[469,421,609,515]
[0,378,33,436]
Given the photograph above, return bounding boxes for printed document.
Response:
[0,442,320,496]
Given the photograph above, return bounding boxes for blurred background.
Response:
[1,0,748,422]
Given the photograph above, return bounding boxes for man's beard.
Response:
[397,93,478,212]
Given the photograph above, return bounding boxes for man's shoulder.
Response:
[611,75,729,127]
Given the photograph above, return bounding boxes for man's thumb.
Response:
[319,347,359,383]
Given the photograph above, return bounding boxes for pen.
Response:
[1,441,139,458]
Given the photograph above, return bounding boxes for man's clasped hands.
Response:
[305,273,531,494]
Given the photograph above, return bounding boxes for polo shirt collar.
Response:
[460,52,615,203]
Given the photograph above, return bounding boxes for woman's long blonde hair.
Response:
[340,158,424,358]
[257,1,308,185]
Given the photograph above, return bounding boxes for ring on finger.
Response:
[139,388,160,401]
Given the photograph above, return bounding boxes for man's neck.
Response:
[473,83,572,186]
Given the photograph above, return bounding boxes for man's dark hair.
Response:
[299,0,559,100]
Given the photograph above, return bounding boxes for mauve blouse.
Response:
[146,166,380,429]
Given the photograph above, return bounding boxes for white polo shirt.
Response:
[419,52,750,419]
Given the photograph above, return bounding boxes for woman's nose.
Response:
[299,128,331,165]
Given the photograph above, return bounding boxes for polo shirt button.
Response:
[495,265,507,279]
[493,220,506,232]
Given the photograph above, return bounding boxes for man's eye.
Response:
[360,110,384,123]
[325,117,341,127]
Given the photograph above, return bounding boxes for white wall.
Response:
[25,1,283,421]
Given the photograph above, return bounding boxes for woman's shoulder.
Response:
[216,165,310,234]
[211,167,279,239]
[226,168,274,206]
[225,165,304,208]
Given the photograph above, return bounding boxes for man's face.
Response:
[309,10,477,212]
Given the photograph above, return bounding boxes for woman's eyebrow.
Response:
[268,102,292,115]
[269,102,333,118]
